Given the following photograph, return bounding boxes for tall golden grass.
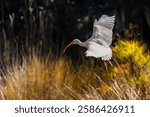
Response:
[0,39,150,100]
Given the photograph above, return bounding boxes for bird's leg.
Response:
[108,60,113,67]
[104,61,108,70]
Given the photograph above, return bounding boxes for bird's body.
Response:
[83,38,112,60]
[63,14,115,61]
[85,40,112,60]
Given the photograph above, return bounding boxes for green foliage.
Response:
[113,40,150,66]
[112,39,150,86]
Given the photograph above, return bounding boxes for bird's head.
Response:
[63,39,81,53]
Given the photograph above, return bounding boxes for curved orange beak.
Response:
[63,41,74,53]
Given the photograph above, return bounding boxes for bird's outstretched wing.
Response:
[90,15,115,46]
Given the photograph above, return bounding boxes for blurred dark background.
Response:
[0,0,150,60]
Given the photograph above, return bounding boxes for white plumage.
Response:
[63,14,115,61]
[85,41,112,60]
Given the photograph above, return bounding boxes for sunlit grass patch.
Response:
[0,39,150,100]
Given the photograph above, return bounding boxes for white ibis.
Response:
[63,15,115,69]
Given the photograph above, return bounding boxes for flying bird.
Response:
[63,15,115,69]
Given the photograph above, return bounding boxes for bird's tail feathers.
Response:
[101,54,112,60]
